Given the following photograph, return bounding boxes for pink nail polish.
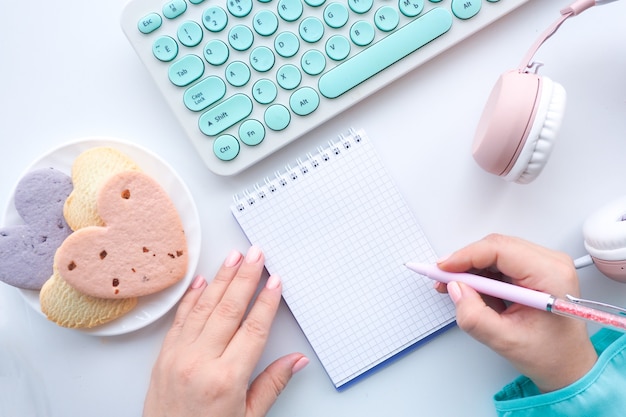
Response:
[292,356,309,374]
[190,275,206,289]
[447,281,462,304]
[266,275,281,290]
[245,246,262,263]
[224,249,242,267]
[436,254,451,264]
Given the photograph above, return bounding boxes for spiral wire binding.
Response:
[233,128,365,212]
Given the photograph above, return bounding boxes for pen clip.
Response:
[566,294,626,315]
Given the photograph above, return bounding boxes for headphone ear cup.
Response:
[583,196,626,282]
[472,70,567,184]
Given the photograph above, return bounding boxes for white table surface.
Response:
[1,1,625,416]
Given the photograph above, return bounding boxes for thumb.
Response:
[246,353,309,417]
[447,281,509,348]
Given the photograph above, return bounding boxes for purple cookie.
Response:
[0,168,73,290]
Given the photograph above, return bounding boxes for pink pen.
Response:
[405,262,626,333]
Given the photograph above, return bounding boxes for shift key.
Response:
[199,94,253,136]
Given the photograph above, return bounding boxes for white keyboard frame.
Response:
[121,0,531,176]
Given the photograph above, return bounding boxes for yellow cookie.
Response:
[64,147,141,231]
[40,268,137,329]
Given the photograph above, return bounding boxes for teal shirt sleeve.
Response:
[493,329,626,417]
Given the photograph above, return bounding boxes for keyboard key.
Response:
[325,35,350,61]
[177,21,203,47]
[290,87,320,116]
[318,8,452,98]
[374,6,400,32]
[275,32,300,58]
[153,36,179,62]
[227,0,253,18]
[202,6,228,32]
[203,40,229,65]
[250,46,275,72]
[183,76,226,111]
[349,20,375,46]
[299,17,325,43]
[399,0,424,17]
[264,104,291,131]
[348,0,373,14]
[228,25,254,51]
[169,54,205,87]
[138,13,162,34]
[277,64,302,90]
[213,134,240,160]
[278,0,304,21]
[163,0,187,19]
[239,119,266,145]
[199,94,253,136]
[301,49,326,75]
[225,61,251,86]
[451,0,481,19]
[253,10,279,36]
[323,2,349,28]
[252,78,278,104]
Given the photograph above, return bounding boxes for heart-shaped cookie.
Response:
[63,147,141,231]
[40,267,138,328]
[55,170,188,299]
[0,168,73,290]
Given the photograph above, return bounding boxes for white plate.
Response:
[2,138,201,336]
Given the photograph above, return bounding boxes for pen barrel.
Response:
[406,263,553,310]
[550,298,626,333]
[442,271,552,310]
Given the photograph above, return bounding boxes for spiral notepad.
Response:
[231,129,456,390]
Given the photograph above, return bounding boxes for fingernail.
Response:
[447,281,462,304]
[266,274,281,290]
[436,254,451,264]
[292,356,309,374]
[245,246,262,263]
[224,249,242,267]
[191,275,206,289]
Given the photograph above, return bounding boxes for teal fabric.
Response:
[493,329,626,417]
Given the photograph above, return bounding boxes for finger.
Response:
[201,246,266,352]
[161,275,208,348]
[224,275,282,371]
[178,249,243,343]
[448,281,510,348]
[437,234,524,272]
[434,280,447,294]
[438,234,577,295]
[246,353,309,417]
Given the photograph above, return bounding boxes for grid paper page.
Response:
[231,129,456,389]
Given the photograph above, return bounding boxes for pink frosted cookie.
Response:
[55,170,188,299]
[0,168,73,290]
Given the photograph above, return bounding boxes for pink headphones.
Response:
[472,0,618,184]
[473,0,626,281]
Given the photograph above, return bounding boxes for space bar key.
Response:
[318,8,453,99]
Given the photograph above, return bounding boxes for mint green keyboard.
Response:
[121,0,530,175]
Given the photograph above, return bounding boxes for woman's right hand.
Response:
[435,234,597,393]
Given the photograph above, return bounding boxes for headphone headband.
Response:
[518,0,597,72]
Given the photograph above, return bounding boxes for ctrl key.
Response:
[213,135,240,161]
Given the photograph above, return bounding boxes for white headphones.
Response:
[472,0,619,185]
[575,196,626,282]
